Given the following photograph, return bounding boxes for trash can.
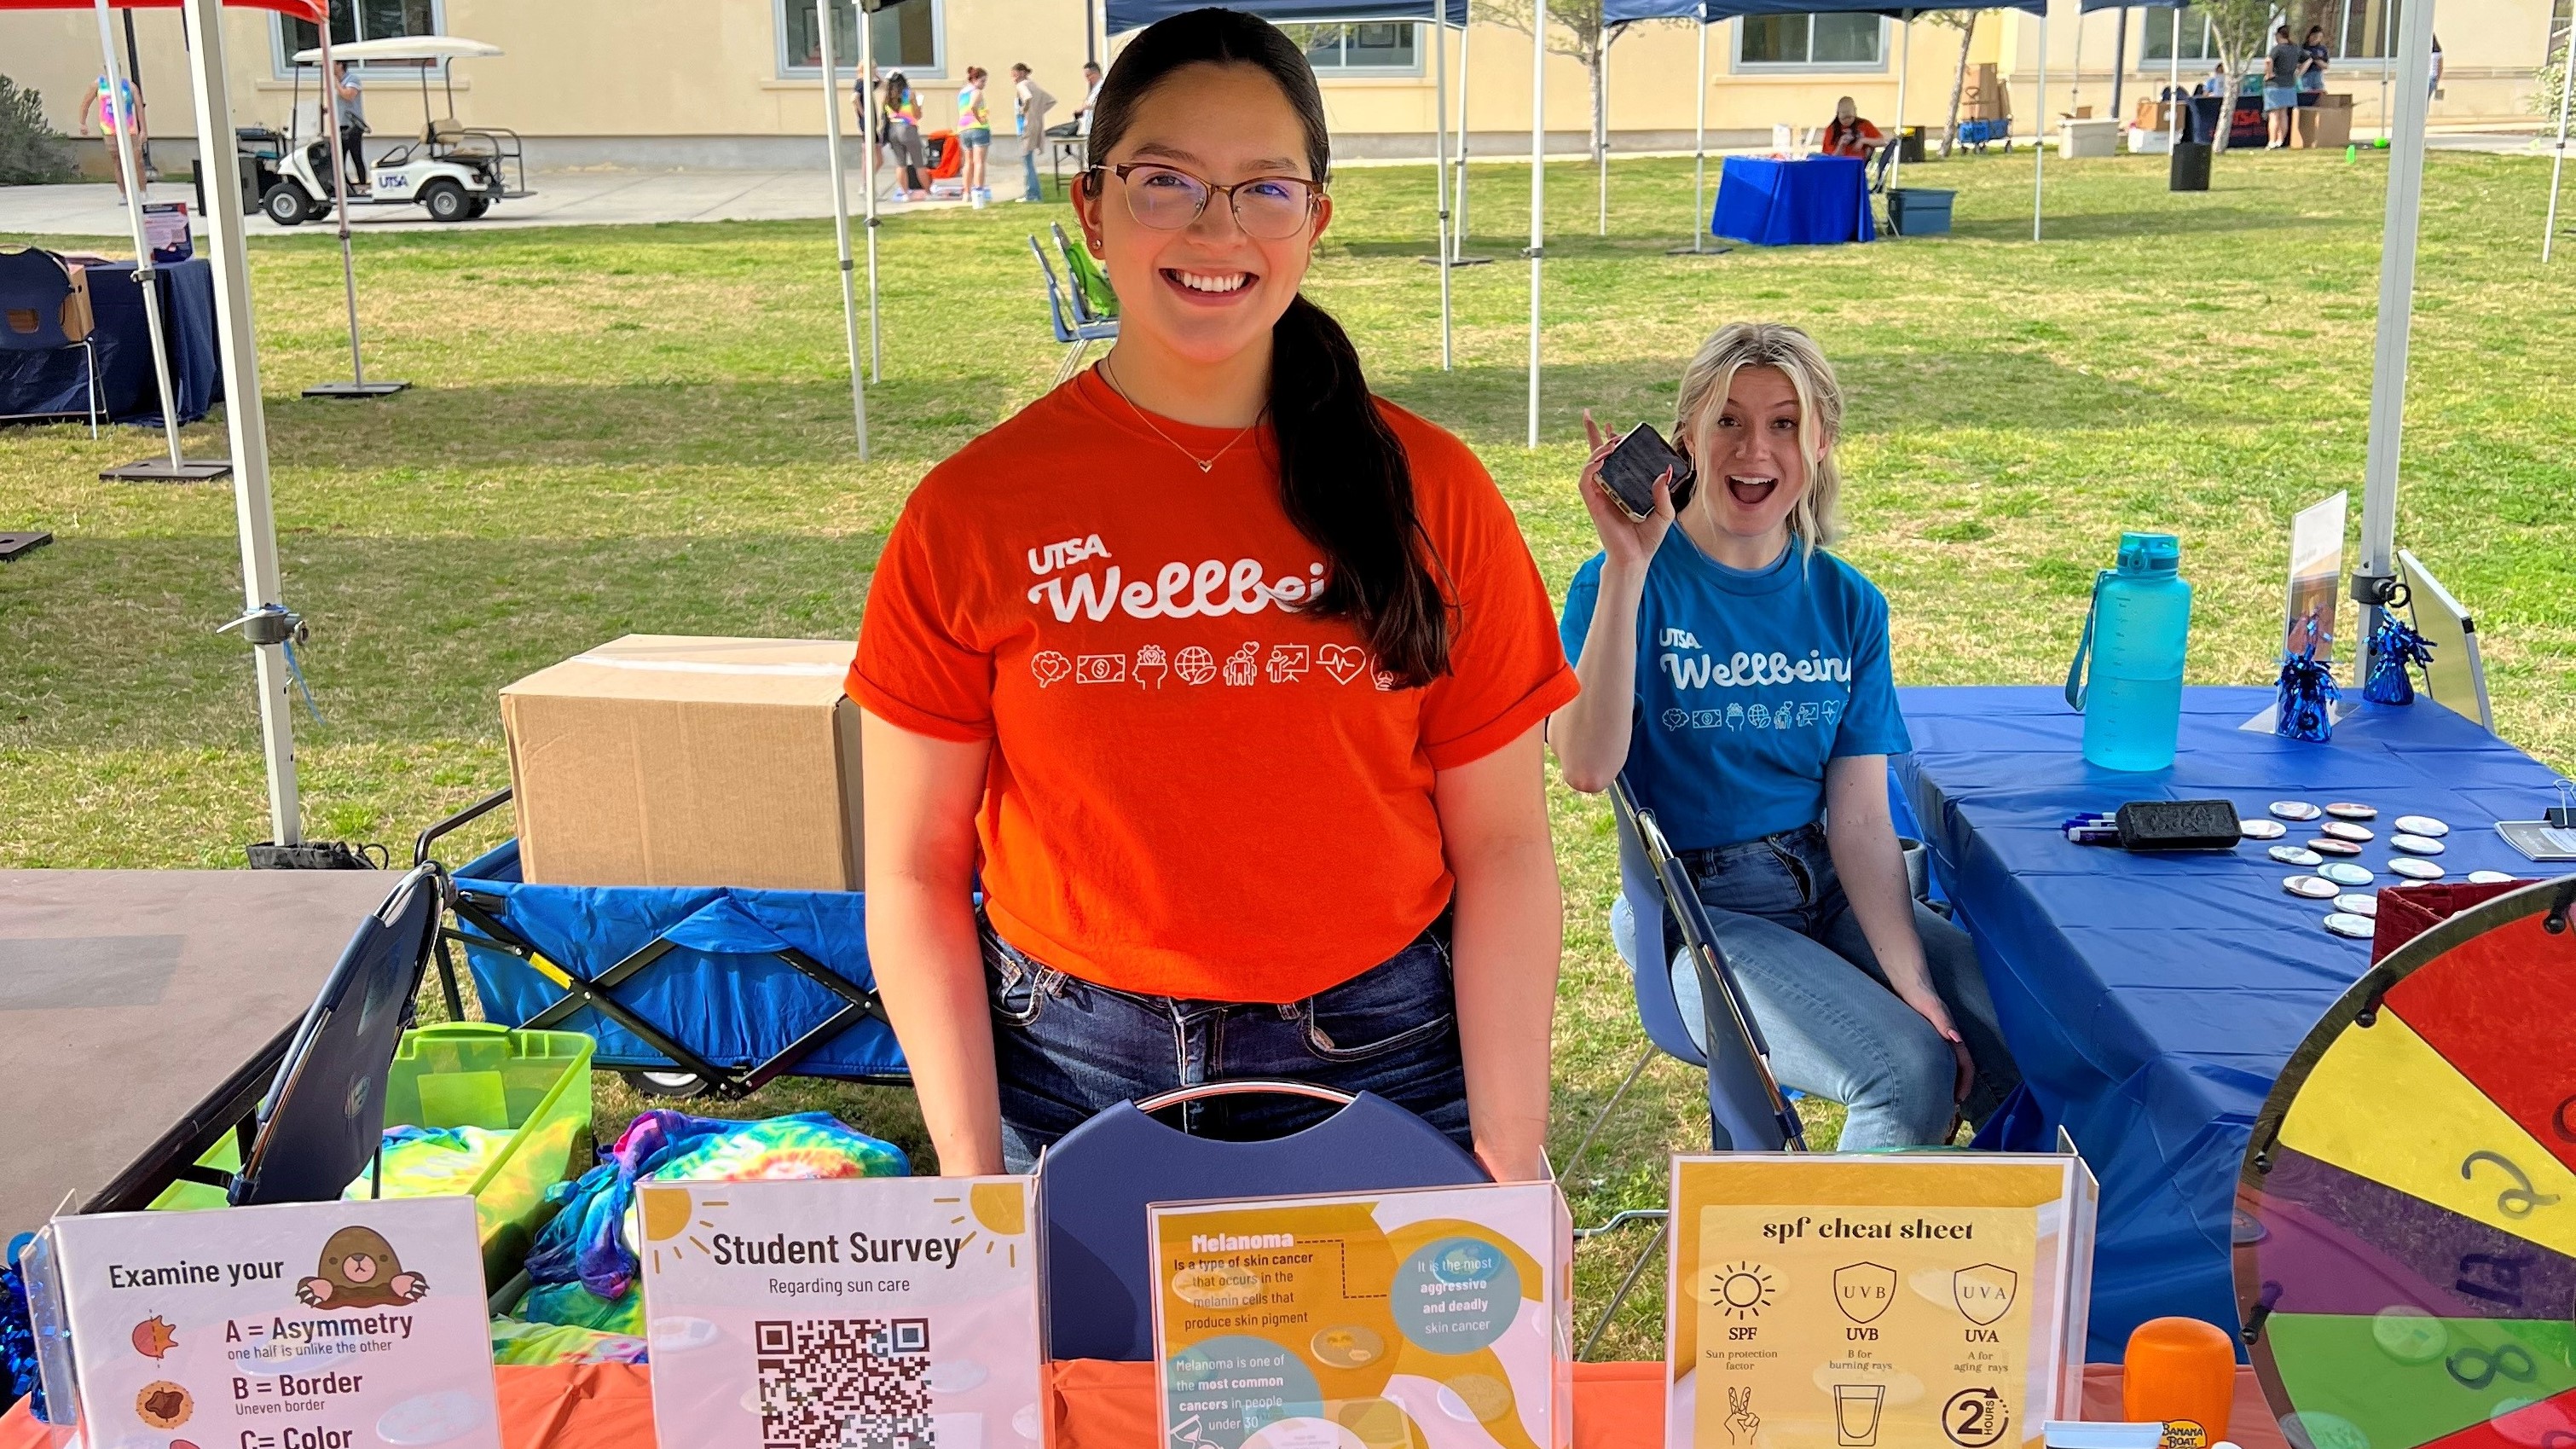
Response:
[1897,125,1925,164]
[2169,140,2212,192]
[1887,188,1955,236]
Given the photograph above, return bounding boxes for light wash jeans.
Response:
[1022,145,1043,201]
[1613,821,2019,1150]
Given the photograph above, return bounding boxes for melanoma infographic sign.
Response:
[1664,1155,2098,1449]
[1149,1182,1572,1449]
[30,1196,501,1449]
[635,1175,1041,1449]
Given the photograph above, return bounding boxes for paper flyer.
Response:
[1149,1181,1572,1449]
[636,1174,1043,1449]
[1664,1155,2096,1449]
[36,1195,501,1449]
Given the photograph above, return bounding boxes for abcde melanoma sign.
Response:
[32,1196,500,1449]
[1665,1154,2098,1449]
[1149,1181,1572,1449]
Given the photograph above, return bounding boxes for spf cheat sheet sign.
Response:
[1149,1181,1572,1449]
[38,1195,501,1449]
[1664,1155,2098,1449]
[635,1175,1042,1449]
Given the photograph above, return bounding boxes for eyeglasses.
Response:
[1092,161,1323,241]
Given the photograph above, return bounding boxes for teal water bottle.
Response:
[2065,532,2192,772]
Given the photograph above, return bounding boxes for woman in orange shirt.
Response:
[852,8,1577,1181]
[1821,96,1884,159]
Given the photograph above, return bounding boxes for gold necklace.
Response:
[1101,356,1261,474]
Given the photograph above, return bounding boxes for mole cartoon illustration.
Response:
[295,1225,429,1309]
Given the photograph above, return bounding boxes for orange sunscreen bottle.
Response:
[2123,1316,2235,1449]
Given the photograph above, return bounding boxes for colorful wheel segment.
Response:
[2238,880,2576,1449]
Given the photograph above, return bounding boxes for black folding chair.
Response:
[165,864,445,1206]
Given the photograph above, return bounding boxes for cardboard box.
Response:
[1962,62,2010,121]
[2294,91,2354,148]
[500,635,865,890]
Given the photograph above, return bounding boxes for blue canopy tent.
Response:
[1104,0,1470,368]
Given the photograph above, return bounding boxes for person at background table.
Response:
[1074,61,1105,136]
[854,7,1576,1182]
[1819,96,1884,160]
[880,72,928,200]
[332,60,369,192]
[2300,26,2330,98]
[2264,26,2303,149]
[1549,322,2020,1150]
[958,65,993,206]
[78,72,144,200]
[1011,63,1056,203]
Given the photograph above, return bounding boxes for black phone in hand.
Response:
[1597,422,1697,519]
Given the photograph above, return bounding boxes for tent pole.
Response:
[319,28,368,391]
[1455,14,1472,259]
[818,0,869,460]
[1436,15,1452,370]
[1693,15,1707,249]
[1527,7,1543,449]
[180,0,299,847]
[2033,9,2046,242]
[2545,16,2574,262]
[90,0,182,471]
[2168,6,2179,142]
[2379,0,2391,142]
[859,0,881,379]
[2110,5,2126,125]
[2359,0,2437,681]
[1891,14,1911,191]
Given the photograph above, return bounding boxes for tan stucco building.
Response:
[1,0,2551,173]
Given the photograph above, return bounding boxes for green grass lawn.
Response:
[6,144,2574,1359]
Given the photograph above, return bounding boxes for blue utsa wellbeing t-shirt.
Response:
[1559,533,1911,850]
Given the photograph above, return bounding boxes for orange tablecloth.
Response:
[0,1359,2285,1446]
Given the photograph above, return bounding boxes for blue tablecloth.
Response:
[0,257,221,428]
[1711,154,1876,246]
[1891,684,2575,1361]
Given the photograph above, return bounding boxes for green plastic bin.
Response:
[378,1023,595,1281]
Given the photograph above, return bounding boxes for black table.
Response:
[0,257,222,429]
[0,870,393,1237]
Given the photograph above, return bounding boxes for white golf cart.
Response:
[254,35,530,225]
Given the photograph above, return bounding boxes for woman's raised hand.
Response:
[1579,409,1676,573]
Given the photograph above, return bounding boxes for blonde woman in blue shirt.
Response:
[1551,322,2020,1148]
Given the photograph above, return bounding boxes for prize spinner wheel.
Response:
[2238,878,2576,1449]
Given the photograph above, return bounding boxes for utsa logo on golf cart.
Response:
[244,35,530,227]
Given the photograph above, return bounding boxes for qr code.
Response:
[755,1318,935,1449]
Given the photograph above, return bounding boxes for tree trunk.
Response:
[1943,16,1976,158]
[1590,31,1608,168]
[2212,44,2239,155]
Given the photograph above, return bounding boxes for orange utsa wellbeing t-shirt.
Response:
[850,368,1577,1001]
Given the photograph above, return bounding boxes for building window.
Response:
[1284,23,1421,76]
[274,0,441,74]
[779,0,942,80]
[2139,6,2219,62]
[1734,13,1884,70]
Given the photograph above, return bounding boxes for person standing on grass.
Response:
[854,7,1575,1180]
[1549,322,2021,1150]
[958,65,993,206]
[2264,26,2302,149]
[1011,63,1056,203]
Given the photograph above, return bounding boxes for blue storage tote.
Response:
[1888,188,1956,237]
[448,839,906,1093]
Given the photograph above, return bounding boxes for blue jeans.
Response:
[1022,145,1042,201]
[1613,822,2019,1151]
[983,917,1472,1174]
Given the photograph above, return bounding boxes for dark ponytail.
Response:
[1085,7,1451,686]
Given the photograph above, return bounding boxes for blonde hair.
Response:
[1674,321,1844,555]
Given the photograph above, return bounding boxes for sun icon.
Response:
[640,1186,730,1273]
[1707,1261,1775,1319]
[935,1181,1030,1268]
